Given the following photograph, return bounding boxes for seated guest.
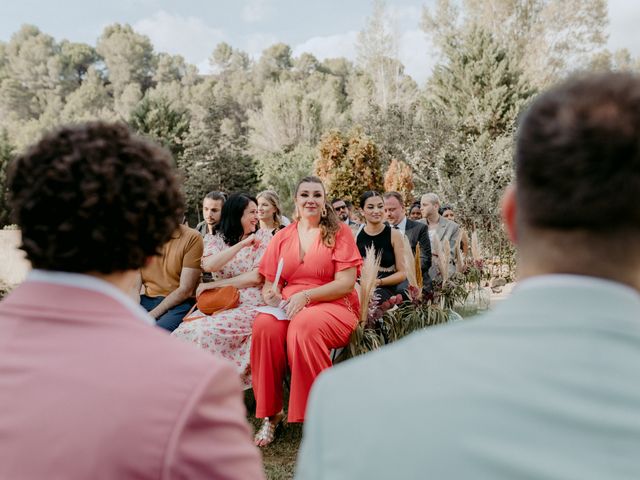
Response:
[1,122,263,479]
[356,191,407,301]
[297,72,640,479]
[173,193,271,389]
[251,176,362,447]
[421,193,460,280]
[139,222,203,332]
[408,201,422,221]
[196,191,226,237]
[384,191,432,294]
[257,190,285,235]
[332,197,359,226]
[440,204,470,257]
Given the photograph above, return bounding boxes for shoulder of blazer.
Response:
[405,218,427,233]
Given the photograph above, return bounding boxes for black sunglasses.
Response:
[334,205,347,211]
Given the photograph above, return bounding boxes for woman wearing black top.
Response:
[356,191,407,301]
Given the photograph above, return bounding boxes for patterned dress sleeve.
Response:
[332,223,363,274]
[201,233,226,270]
[258,228,283,282]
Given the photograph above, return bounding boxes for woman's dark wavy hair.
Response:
[7,121,184,273]
[214,193,257,246]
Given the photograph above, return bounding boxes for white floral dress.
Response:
[172,229,271,389]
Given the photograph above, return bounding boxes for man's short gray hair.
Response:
[421,193,440,206]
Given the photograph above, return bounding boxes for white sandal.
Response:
[254,413,286,447]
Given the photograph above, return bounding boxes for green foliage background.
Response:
[0,0,629,256]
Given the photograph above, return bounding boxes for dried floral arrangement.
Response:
[339,231,488,362]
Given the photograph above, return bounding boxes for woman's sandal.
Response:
[254,413,286,447]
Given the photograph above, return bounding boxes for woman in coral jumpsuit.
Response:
[251,176,362,446]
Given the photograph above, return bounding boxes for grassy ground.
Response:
[245,389,302,480]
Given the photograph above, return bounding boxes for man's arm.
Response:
[416,224,432,272]
[166,362,265,480]
[148,267,201,319]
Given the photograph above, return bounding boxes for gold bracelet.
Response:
[302,290,311,305]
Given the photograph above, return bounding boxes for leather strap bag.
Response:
[182,286,240,321]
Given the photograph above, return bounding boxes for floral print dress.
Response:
[172,228,271,389]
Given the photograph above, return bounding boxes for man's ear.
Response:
[501,184,517,244]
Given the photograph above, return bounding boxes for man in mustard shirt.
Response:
[140,224,203,331]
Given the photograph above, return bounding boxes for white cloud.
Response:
[242,0,272,23]
[133,11,225,65]
[293,29,435,85]
[293,31,359,62]
[399,29,436,85]
[607,0,640,56]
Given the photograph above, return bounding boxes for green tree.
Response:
[60,40,99,85]
[0,25,66,120]
[427,26,534,141]
[254,43,293,87]
[61,67,113,122]
[422,0,608,87]
[258,145,315,215]
[178,94,258,217]
[0,129,14,226]
[96,24,156,97]
[408,26,534,246]
[248,80,322,155]
[129,96,190,158]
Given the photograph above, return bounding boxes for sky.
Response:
[1,0,639,84]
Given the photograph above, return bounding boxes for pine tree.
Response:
[408,26,535,250]
[427,25,534,142]
[178,97,258,217]
[129,96,190,159]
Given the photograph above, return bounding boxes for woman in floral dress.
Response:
[173,193,272,389]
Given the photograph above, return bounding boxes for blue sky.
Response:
[1,0,638,84]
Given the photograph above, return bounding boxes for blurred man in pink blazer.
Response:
[0,122,265,479]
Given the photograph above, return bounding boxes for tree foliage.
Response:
[384,158,414,204]
[315,128,384,202]
[129,96,190,158]
[422,0,608,87]
[0,129,14,226]
[0,2,629,243]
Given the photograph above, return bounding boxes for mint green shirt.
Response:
[297,275,640,479]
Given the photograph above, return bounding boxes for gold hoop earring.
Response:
[321,205,327,218]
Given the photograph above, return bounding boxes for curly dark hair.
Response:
[214,193,257,246]
[7,122,184,273]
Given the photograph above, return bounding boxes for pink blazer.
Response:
[0,278,265,480]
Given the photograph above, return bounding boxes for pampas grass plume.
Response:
[359,245,380,325]
[414,243,423,290]
[402,236,417,288]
